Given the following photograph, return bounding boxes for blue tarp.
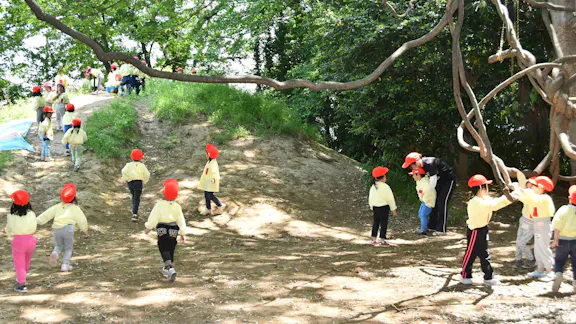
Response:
[0,118,36,152]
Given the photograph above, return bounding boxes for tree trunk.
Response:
[457,147,469,180]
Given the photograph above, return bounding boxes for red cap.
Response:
[164,181,179,201]
[569,185,576,204]
[86,66,91,72]
[402,152,422,169]
[32,86,41,93]
[133,56,139,60]
[372,166,389,178]
[10,190,30,206]
[72,118,81,127]
[164,178,178,187]
[111,62,119,69]
[468,174,493,188]
[130,149,143,161]
[534,176,554,192]
[409,167,425,175]
[61,184,77,203]
[177,67,183,71]
[65,103,75,111]
[43,106,54,113]
[141,60,147,66]
[206,144,219,159]
[191,69,197,73]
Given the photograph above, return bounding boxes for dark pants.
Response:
[205,191,222,210]
[157,223,179,264]
[130,75,140,95]
[461,226,493,280]
[554,239,576,277]
[428,178,456,232]
[36,107,44,128]
[121,76,132,94]
[372,206,391,239]
[128,180,143,215]
[140,79,146,93]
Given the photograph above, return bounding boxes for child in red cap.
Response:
[52,83,70,131]
[409,167,436,235]
[461,175,512,286]
[62,118,88,171]
[3,190,37,292]
[121,149,150,222]
[513,172,536,269]
[145,179,187,281]
[550,185,576,293]
[368,166,398,246]
[38,106,54,161]
[31,86,45,132]
[198,144,225,215]
[515,175,556,281]
[36,184,89,272]
[62,104,77,156]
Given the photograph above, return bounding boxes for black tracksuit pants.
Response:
[128,180,143,215]
[428,178,456,232]
[157,223,180,264]
[372,206,391,239]
[461,226,493,280]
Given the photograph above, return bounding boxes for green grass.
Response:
[85,99,139,160]
[0,151,14,174]
[145,79,318,142]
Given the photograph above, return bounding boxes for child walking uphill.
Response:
[52,83,70,131]
[36,184,88,272]
[199,144,225,216]
[410,167,436,235]
[3,190,37,292]
[61,119,87,171]
[38,106,54,162]
[368,166,398,247]
[121,149,150,222]
[461,175,513,286]
[62,104,76,156]
[516,176,556,281]
[550,185,576,293]
[31,86,45,132]
[144,179,187,282]
[514,172,536,269]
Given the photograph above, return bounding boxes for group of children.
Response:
[100,59,150,96]
[368,152,576,293]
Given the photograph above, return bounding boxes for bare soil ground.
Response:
[0,94,575,323]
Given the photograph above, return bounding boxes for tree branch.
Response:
[541,8,564,58]
[382,0,418,18]
[25,0,457,91]
[523,0,576,12]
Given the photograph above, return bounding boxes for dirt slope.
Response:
[0,95,574,323]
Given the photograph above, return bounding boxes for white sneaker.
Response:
[49,251,58,267]
[201,209,210,216]
[460,278,473,285]
[540,271,555,282]
[432,231,447,236]
[162,268,170,278]
[483,278,500,286]
[168,267,177,282]
[528,269,545,278]
[552,273,563,293]
[61,264,73,272]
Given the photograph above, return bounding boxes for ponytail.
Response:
[74,126,80,134]
[371,176,384,189]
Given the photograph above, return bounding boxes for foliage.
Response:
[84,99,139,160]
[0,151,14,174]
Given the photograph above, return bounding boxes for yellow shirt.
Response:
[106,72,121,87]
[5,211,37,235]
[37,203,88,231]
[39,119,54,140]
[552,205,576,238]
[54,74,70,88]
[52,92,70,105]
[45,91,55,104]
[62,111,76,126]
[415,176,436,208]
[62,128,87,145]
[145,200,187,234]
[198,159,220,192]
[118,64,134,77]
[517,190,555,219]
[368,182,397,211]
[466,195,512,230]
[32,96,45,109]
[121,162,150,184]
[90,69,103,78]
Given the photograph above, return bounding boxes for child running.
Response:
[410,167,436,235]
[461,175,512,286]
[514,172,536,269]
[38,106,54,162]
[516,175,556,281]
[550,185,576,293]
[3,190,37,292]
[199,144,225,215]
[144,178,187,282]
[121,149,150,222]
[36,184,89,272]
[368,166,398,247]
[31,86,45,132]
[61,118,87,171]
[62,104,76,156]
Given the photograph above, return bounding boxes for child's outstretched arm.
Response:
[36,205,58,225]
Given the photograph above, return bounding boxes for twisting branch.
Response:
[541,8,564,58]
[24,0,456,91]
[522,0,576,12]
[382,0,418,18]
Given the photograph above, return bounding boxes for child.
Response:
[38,106,54,162]
[31,86,45,132]
[144,178,187,282]
[461,175,512,286]
[550,185,576,293]
[199,144,225,215]
[410,167,436,235]
[52,83,70,131]
[4,190,37,293]
[43,82,53,107]
[61,119,87,171]
[86,66,104,94]
[121,149,151,222]
[62,104,76,156]
[514,173,536,268]
[105,63,121,94]
[516,175,556,281]
[368,166,398,247]
[36,184,89,272]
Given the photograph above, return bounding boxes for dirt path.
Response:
[0,96,575,323]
